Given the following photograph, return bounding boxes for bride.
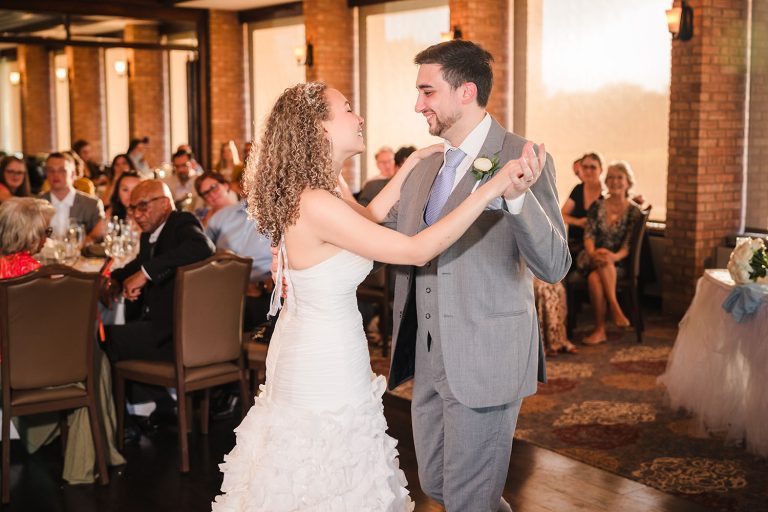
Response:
[212,81,544,511]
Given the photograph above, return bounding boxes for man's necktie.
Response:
[424,148,466,225]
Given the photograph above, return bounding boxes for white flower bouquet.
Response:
[727,237,768,284]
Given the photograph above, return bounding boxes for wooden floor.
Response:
[3,392,714,511]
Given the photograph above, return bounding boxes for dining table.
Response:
[659,269,768,457]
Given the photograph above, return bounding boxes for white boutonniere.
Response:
[471,155,501,181]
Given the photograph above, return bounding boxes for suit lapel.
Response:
[405,153,443,235]
[437,117,508,221]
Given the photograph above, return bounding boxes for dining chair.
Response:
[113,251,251,472]
[0,265,109,503]
[357,264,393,356]
[566,206,652,343]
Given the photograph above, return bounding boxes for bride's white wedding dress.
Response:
[212,243,413,512]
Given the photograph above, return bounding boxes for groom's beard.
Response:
[428,111,460,138]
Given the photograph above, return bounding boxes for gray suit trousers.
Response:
[412,330,521,512]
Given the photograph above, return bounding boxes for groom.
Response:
[384,40,570,511]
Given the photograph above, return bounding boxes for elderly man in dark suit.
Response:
[102,179,215,363]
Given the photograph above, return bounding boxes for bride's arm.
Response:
[302,157,528,266]
[364,144,443,223]
[339,144,443,223]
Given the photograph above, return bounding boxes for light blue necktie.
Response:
[424,148,466,225]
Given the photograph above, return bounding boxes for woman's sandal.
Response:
[562,342,579,354]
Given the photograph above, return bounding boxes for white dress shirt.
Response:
[49,187,77,237]
[441,113,524,214]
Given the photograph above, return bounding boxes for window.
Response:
[745,2,768,232]
[524,0,672,219]
[360,0,448,182]
[250,18,306,140]
[104,48,130,162]
[0,59,22,154]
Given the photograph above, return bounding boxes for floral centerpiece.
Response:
[727,237,768,284]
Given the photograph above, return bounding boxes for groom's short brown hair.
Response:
[414,40,494,107]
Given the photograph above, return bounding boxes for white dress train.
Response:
[212,244,414,512]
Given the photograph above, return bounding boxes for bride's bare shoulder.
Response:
[300,188,341,209]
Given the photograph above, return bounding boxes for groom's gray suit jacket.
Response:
[385,117,571,409]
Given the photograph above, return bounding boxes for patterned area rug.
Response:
[369,313,768,512]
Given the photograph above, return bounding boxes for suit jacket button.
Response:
[425,287,431,293]
[399,311,402,318]
[425,313,431,319]
[426,262,431,268]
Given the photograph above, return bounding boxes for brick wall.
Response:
[449,0,509,125]
[17,45,55,155]
[208,10,247,170]
[746,0,768,230]
[304,0,354,184]
[663,0,748,314]
[67,46,107,162]
[125,24,168,169]
[304,0,354,102]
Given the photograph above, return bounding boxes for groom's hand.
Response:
[501,142,546,200]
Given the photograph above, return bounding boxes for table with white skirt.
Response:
[659,269,768,457]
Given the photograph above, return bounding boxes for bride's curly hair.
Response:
[244,81,338,245]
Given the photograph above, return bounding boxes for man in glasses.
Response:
[164,148,203,213]
[101,180,214,363]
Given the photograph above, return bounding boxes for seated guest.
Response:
[127,137,152,178]
[194,172,239,227]
[72,139,107,182]
[102,153,137,208]
[533,279,578,356]
[562,152,603,258]
[176,144,204,176]
[0,197,126,480]
[206,198,272,330]
[40,152,105,244]
[0,198,54,278]
[0,155,32,202]
[106,171,143,220]
[164,148,202,212]
[577,160,644,345]
[101,180,215,363]
[63,150,97,197]
[358,146,396,206]
[215,140,243,184]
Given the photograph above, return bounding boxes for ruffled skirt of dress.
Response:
[212,375,414,512]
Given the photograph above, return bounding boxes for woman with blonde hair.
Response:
[212,81,545,510]
[215,140,243,181]
[577,160,643,345]
[0,198,55,278]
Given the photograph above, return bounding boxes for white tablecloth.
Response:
[659,269,768,456]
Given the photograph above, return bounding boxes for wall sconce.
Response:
[293,42,313,67]
[114,60,127,76]
[440,26,463,42]
[55,67,68,81]
[666,1,693,41]
[9,71,20,85]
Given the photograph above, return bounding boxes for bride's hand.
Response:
[411,143,444,161]
[335,173,355,202]
[398,144,443,176]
